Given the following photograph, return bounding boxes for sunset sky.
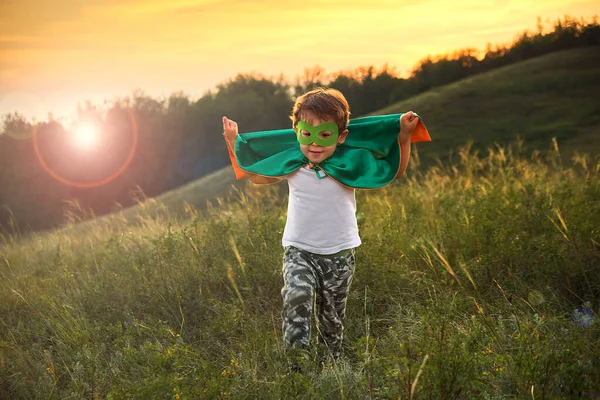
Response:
[1,0,598,122]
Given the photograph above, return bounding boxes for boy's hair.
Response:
[290,87,351,132]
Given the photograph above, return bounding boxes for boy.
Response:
[222,88,421,359]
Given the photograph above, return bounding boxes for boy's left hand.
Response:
[399,111,419,143]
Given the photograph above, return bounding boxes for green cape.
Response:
[227,113,431,189]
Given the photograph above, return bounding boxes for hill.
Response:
[38,47,600,234]
[377,46,600,162]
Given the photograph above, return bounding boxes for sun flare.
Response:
[73,122,99,149]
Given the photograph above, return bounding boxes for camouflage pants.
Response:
[281,245,356,358]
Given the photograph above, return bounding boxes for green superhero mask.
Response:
[296,121,339,146]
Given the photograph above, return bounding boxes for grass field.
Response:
[1,140,599,398]
[1,48,599,399]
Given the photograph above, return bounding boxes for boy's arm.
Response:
[246,172,282,185]
[395,138,411,179]
[222,116,283,185]
[395,111,419,179]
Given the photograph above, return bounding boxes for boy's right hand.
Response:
[222,116,239,142]
[399,111,419,141]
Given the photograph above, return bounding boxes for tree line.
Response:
[1,15,598,233]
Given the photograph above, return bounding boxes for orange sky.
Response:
[1,0,598,121]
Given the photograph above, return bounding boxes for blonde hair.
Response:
[290,87,351,132]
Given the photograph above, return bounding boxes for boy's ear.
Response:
[338,129,349,144]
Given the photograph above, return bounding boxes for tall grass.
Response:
[1,140,599,399]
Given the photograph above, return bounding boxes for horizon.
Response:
[1,0,599,122]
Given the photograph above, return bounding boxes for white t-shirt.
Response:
[282,166,361,254]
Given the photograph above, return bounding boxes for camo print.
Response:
[281,245,356,358]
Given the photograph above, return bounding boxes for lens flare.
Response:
[32,107,138,188]
[572,303,595,328]
[73,122,99,149]
[527,290,545,306]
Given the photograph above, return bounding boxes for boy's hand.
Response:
[399,111,419,143]
[222,116,239,142]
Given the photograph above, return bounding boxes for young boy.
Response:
[222,88,420,359]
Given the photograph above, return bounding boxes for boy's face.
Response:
[297,110,348,164]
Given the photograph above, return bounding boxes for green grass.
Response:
[1,142,599,399]
[1,48,600,398]
[55,165,248,238]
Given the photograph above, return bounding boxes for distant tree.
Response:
[171,73,294,184]
[1,112,33,140]
[293,66,329,97]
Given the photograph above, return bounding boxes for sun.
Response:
[72,122,100,149]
